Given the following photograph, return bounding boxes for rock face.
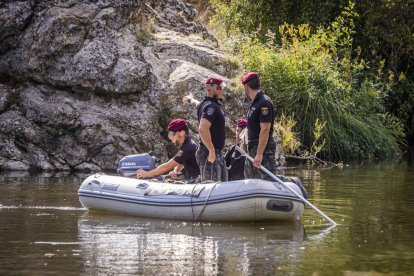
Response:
[0,0,282,172]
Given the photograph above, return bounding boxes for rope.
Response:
[194,182,218,221]
[190,183,198,220]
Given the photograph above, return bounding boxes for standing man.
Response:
[235,118,248,148]
[225,118,248,181]
[242,72,277,180]
[196,77,228,182]
[137,118,200,182]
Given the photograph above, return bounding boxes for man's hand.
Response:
[208,150,216,163]
[169,170,179,179]
[182,95,193,105]
[183,94,200,106]
[137,169,150,178]
[253,153,263,168]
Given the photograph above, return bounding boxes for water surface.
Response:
[1,163,413,275]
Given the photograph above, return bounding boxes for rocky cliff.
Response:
[0,0,281,172]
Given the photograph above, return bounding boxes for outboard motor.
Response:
[117,152,157,177]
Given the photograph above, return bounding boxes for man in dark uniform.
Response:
[137,118,200,182]
[235,118,248,147]
[196,77,228,182]
[225,118,247,181]
[242,72,277,180]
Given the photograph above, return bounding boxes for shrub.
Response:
[238,4,404,160]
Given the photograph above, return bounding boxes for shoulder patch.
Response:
[201,101,212,108]
[207,107,215,116]
[176,150,183,157]
[261,107,269,115]
[201,101,212,111]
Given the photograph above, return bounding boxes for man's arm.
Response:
[183,95,200,106]
[240,128,247,150]
[235,126,241,145]
[199,118,216,163]
[174,164,184,173]
[169,164,184,179]
[253,122,271,168]
[137,159,179,178]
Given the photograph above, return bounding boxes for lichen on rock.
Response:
[0,0,282,172]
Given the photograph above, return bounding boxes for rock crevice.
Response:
[0,0,282,172]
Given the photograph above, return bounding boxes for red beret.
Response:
[241,72,259,84]
[237,118,247,129]
[205,77,223,85]
[167,118,187,132]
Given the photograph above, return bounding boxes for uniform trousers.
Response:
[244,145,276,181]
[196,145,228,182]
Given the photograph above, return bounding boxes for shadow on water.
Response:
[408,146,414,166]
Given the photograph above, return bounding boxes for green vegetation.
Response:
[158,108,173,130]
[131,2,157,46]
[210,1,409,161]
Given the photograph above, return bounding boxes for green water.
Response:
[1,162,413,275]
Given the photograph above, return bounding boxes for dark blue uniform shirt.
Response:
[197,96,225,151]
[247,91,277,150]
[173,137,200,179]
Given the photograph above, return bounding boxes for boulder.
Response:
[0,0,283,172]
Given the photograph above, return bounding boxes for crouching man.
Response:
[137,118,200,183]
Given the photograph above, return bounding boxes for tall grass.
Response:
[239,4,404,160]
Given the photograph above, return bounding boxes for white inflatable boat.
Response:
[78,174,306,222]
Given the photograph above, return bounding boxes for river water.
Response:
[1,162,413,275]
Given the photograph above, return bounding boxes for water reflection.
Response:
[0,170,91,181]
[77,213,306,275]
[1,162,414,274]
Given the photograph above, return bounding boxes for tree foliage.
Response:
[214,2,405,160]
[211,0,414,158]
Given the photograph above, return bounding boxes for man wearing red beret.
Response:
[196,77,228,182]
[136,118,200,182]
[242,72,277,180]
[236,118,248,147]
[225,118,248,181]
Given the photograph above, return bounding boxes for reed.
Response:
[239,10,403,161]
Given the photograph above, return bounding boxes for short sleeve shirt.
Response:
[247,91,277,149]
[173,137,200,179]
[196,96,226,151]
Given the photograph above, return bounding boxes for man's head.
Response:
[167,118,188,145]
[205,77,225,100]
[237,118,247,129]
[241,72,260,101]
[236,118,247,134]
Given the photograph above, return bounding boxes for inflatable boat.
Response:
[78,173,306,222]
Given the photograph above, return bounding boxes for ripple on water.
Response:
[0,205,87,211]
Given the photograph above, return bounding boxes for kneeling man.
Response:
[137,119,200,182]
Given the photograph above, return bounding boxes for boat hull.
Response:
[78,174,305,222]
